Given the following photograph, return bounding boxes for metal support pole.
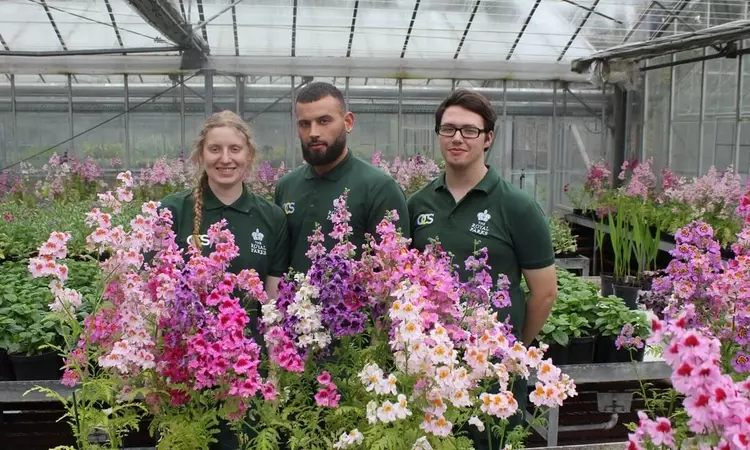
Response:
[290,76,297,167]
[204,71,214,118]
[699,51,707,175]
[735,41,743,171]
[641,60,649,161]
[667,54,676,170]
[600,82,606,161]
[451,79,456,91]
[612,86,627,188]
[502,80,513,181]
[67,74,74,156]
[180,75,186,158]
[124,75,131,169]
[345,77,350,110]
[562,84,569,207]
[397,79,403,157]
[548,81,557,215]
[10,74,16,166]
[236,75,245,117]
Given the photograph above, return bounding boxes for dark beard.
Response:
[301,131,347,166]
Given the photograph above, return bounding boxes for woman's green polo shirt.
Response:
[160,184,291,281]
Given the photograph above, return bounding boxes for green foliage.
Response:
[593,295,650,339]
[548,216,578,256]
[0,258,100,354]
[27,374,147,450]
[150,403,221,450]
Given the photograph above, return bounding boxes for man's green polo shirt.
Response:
[407,166,555,340]
[160,184,290,280]
[274,150,410,273]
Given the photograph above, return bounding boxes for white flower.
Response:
[333,429,364,449]
[261,301,282,325]
[394,394,412,419]
[412,436,433,450]
[376,400,398,423]
[366,400,378,424]
[468,416,485,432]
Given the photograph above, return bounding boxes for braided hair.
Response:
[188,110,259,248]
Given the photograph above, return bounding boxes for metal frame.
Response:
[0,55,590,82]
[454,0,482,59]
[401,0,422,59]
[345,1,360,58]
[572,19,750,73]
[291,0,298,57]
[558,0,601,62]
[507,0,542,60]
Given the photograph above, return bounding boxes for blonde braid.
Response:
[191,172,208,249]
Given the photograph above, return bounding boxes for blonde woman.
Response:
[160,111,290,448]
[161,110,290,297]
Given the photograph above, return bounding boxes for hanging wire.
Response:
[0,73,199,173]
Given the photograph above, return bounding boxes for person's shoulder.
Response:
[253,193,287,222]
[160,188,194,210]
[351,156,397,184]
[493,177,542,214]
[277,163,307,186]
[407,177,441,208]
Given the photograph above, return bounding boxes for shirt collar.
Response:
[434,166,501,194]
[203,184,255,213]
[304,149,353,181]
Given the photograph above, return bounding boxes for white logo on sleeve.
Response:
[469,210,491,236]
[283,202,295,214]
[416,213,434,227]
[251,228,267,255]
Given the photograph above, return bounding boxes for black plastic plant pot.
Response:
[572,208,584,216]
[544,342,569,366]
[567,336,596,364]
[600,273,615,297]
[10,351,63,381]
[614,283,640,309]
[0,349,15,381]
[594,335,646,363]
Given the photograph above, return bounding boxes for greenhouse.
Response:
[0,0,749,449]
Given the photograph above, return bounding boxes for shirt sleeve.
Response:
[366,178,411,240]
[269,206,291,278]
[509,199,556,270]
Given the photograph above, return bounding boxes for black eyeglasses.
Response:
[436,124,487,139]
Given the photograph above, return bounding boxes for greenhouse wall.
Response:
[0,75,611,215]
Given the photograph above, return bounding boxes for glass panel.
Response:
[643,55,672,175]
[202,2,237,56]
[578,0,652,50]
[458,2,524,60]
[51,0,120,50]
[512,1,595,62]
[1,2,63,51]
[108,0,174,48]
[403,0,468,59]
[235,0,294,56]
[348,0,413,58]
[670,50,703,176]
[296,0,353,57]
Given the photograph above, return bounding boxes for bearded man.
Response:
[274,82,410,273]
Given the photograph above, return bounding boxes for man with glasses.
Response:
[407,89,558,447]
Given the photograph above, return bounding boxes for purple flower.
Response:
[732,352,750,373]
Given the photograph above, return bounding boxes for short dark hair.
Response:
[435,89,497,132]
[296,81,346,110]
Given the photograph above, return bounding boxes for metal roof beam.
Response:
[346,0,360,58]
[0,54,585,82]
[126,0,209,64]
[104,0,125,49]
[572,19,750,73]
[232,3,240,56]
[291,0,298,57]
[621,0,655,44]
[560,0,622,24]
[506,0,542,60]
[650,0,693,40]
[401,0,422,58]
[559,0,601,61]
[454,0,481,59]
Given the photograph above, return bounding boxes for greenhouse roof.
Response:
[0,0,747,82]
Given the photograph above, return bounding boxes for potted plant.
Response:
[593,295,649,363]
[549,216,579,259]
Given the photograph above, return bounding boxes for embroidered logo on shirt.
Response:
[283,202,295,214]
[251,228,267,255]
[186,234,210,247]
[416,213,434,226]
[469,209,491,236]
